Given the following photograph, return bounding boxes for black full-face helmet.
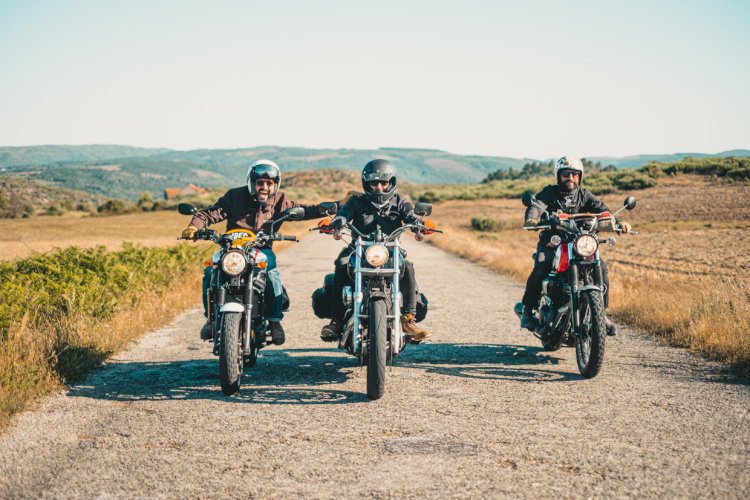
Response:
[247,159,281,204]
[362,159,397,206]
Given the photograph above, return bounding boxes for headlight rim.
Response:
[574,234,599,257]
[221,250,248,276]
[364,244,389,268]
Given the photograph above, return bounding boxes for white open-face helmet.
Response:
[247,159,281,198]
[554,156,584,182]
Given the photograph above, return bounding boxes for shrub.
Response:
[471,217,498,231]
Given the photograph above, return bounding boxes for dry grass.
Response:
[428,176,750,376]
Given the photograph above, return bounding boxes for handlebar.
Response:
[311,220,443,241]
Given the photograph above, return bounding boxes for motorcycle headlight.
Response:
[364,244,389,267]
[574,235,598,257]
[221,250,247,276]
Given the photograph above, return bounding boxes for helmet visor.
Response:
[363,171,394,183]
[252,163,280,179]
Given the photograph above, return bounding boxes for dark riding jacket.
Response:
[189,187,326,247]
[525,185,615,245]
[337,192,420,238]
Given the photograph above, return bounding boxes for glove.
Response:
[181,225,198,240]
[317,201,338,216]
[331,216,346,229]
[619,221,632,234]
[525,218,540,227]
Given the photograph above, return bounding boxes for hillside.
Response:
[2,145,748,201]
[0,175,106,218]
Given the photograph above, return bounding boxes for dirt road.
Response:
[1,234,748,498]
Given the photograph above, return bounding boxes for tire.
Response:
[366,299,387,400]
[219,312,243,395]
[576,290,607,379]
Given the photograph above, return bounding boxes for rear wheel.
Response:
[366,299,387,400]
[576,290,606,379]
[219,312,243,395]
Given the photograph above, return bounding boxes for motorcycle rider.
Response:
[320,159,431,342]
[519,155,631,336]
[182,159,335,346]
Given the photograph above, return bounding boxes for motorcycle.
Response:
[515,195,637,378]
[178,203,305,395]
[310,202,441,400]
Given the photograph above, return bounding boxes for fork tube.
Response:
[392,240,402,354]
[243,271,253,352]
[352,238,363,355]
[569,253,581,334]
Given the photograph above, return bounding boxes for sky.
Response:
[1,0,748,159]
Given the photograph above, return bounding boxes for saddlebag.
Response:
[311,273,336,319]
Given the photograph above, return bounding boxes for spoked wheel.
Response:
[366,299,387,400]
[219,312,243,395]
[576,290,607,379]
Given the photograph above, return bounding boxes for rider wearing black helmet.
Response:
[519,155,631,336]
[319,159,430,342]
[181,159,336,345]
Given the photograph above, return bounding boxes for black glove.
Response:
[331,216,345,229]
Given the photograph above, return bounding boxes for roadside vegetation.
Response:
[0,244,207,426]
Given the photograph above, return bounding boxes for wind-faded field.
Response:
[428,176,750,374]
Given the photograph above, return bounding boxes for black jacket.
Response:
[337,192,419,238]
[525,185,614,244]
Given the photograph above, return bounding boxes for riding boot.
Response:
[520,305,536,331]
[605,316,618,336]
[200,320,212,341]
[401,313,430,342]
[320,319,342,342]
[269,321,285,345]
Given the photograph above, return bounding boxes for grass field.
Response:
[427,176,750,375]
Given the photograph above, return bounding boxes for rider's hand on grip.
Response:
[619,221,632,234]
[317,217,334,234]
[418,219,437,236]
[331,216,345,229]
[181,225,198,240]
[525,218,540,227]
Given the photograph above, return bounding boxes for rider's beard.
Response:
[561,179,578,192]
[257,189,270,202]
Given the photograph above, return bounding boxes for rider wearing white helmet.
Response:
[519,155,631,336]
[181,160,336,345]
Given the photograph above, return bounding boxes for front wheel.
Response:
[576,290,606,379]
[367,299,387,400]
[219,312,243,395]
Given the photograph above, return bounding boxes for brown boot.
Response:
[401,313,430,342]
[269,321,285,345]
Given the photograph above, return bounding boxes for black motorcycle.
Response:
[310,202,440,400]
[515,195,637,378]
[178,203,304,395]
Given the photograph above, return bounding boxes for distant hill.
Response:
[1,145,748,201]
[0,175,107,218]
[588,150,750,169]
[0,145,170,169]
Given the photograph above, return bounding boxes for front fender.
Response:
[220,302,245,313]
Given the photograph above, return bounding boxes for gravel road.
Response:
[1,234,748,498]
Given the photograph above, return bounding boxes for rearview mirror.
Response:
[521,193,534,208]
[178,203,197,215]
[414,202,432,216]
[624,196,637,210]
[284,207,306,220]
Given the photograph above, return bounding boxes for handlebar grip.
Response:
[280,235,298,241]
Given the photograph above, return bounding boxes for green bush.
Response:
[471,217,499,232]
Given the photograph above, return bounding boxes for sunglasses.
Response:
[368,180,390,187]
[559,170,580,178]
[255,179,275,186]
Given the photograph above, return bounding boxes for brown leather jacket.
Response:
[189,186,326,241]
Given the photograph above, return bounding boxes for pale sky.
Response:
[1,0,748,158]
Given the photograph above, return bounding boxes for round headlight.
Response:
[364,244,389,267]
[574,235,598,257]
[221,250,247,276]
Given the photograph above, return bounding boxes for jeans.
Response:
[331,247,417,322]
[522,243,610,309]
[202,248,284,322]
